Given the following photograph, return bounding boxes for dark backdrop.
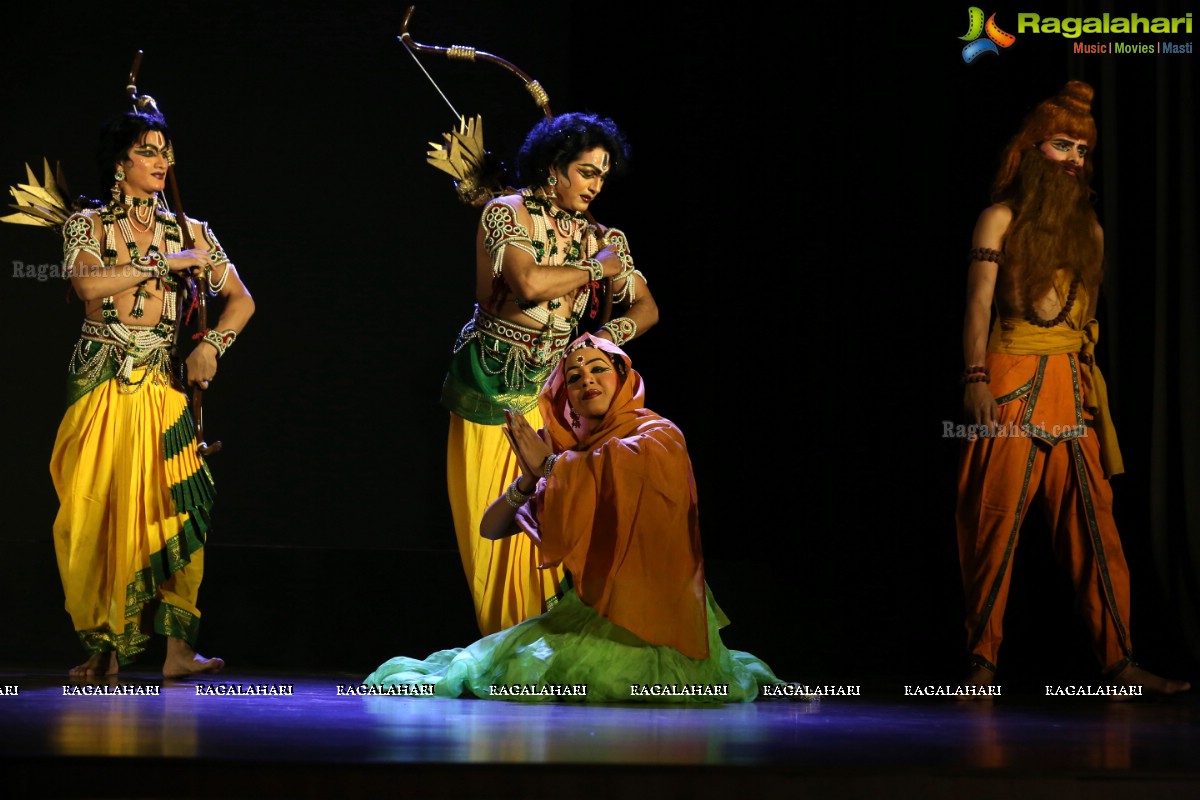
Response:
[0,1,1195,689]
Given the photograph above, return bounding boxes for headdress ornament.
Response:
[564,337,595,361]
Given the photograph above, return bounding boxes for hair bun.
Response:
[1056,81,1094,114]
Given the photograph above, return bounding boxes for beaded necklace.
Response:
[98,206,178,389]
[512,190,593,357]
[99,201,182,320]
[1027,276,1080,328]
[117,192,156,208]
[545,200,583,237]
[523,194,586,263]
[116,191,158,230]
[116,207,163,319]
[115,210,163,261]
[73,201,185,390]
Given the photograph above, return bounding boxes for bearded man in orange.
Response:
[956,80,1188,694]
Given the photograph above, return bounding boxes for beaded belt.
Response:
[78,318,172,368]
[461,306,573,355]
[79,318,165,347]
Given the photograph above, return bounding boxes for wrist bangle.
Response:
[961,364,990,384]
[601,228,626,249]
[504,478,533,508]
[575,258,604,282]
[542,453,560,477]
[132,252,168,278]
[197,328,238,358]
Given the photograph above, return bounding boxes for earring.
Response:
[547,174,558,199]
[569,408,580,429]
[111,167,127,203]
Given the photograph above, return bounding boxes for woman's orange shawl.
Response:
[516,334,709,658]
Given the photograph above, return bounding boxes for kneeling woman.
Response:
[364,333,795,703]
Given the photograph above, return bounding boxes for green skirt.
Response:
[362,586,783,704]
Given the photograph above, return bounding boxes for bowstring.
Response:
[400,39,461,121]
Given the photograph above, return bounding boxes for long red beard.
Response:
[998,149,1103,312]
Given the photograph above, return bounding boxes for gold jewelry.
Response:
[504,478,533,508]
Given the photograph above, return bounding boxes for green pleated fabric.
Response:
[363,586,783,704]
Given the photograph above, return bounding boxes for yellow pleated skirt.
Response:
[447,409,566,635]
[50,369,214,663]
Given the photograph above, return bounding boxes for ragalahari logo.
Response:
[960,7,1017,62]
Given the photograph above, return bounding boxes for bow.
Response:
[399,6,557,207]
[127,51,223,457]
[399,5,553,121]
[398,7,614,324]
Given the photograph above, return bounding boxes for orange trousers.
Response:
[956,352,1132,675]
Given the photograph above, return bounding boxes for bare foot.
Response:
[69,652,118,679]
[163,637,224,679]
[1111,664,1191,696]
[963,665,995,687]
[955,664,997,702]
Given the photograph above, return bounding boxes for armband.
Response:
[62,213,102,275]
[967,247,1004,265]
[600,317,637,346]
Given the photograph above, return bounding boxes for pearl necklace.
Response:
[537,197,586,237]
[118,192,159,231]
[115,206,165,319]
[115,209,163,260]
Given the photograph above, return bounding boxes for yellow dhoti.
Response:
[447,409,566,635]
[51,366,214,664]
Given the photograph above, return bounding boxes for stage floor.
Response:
[2,668,1198,799]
